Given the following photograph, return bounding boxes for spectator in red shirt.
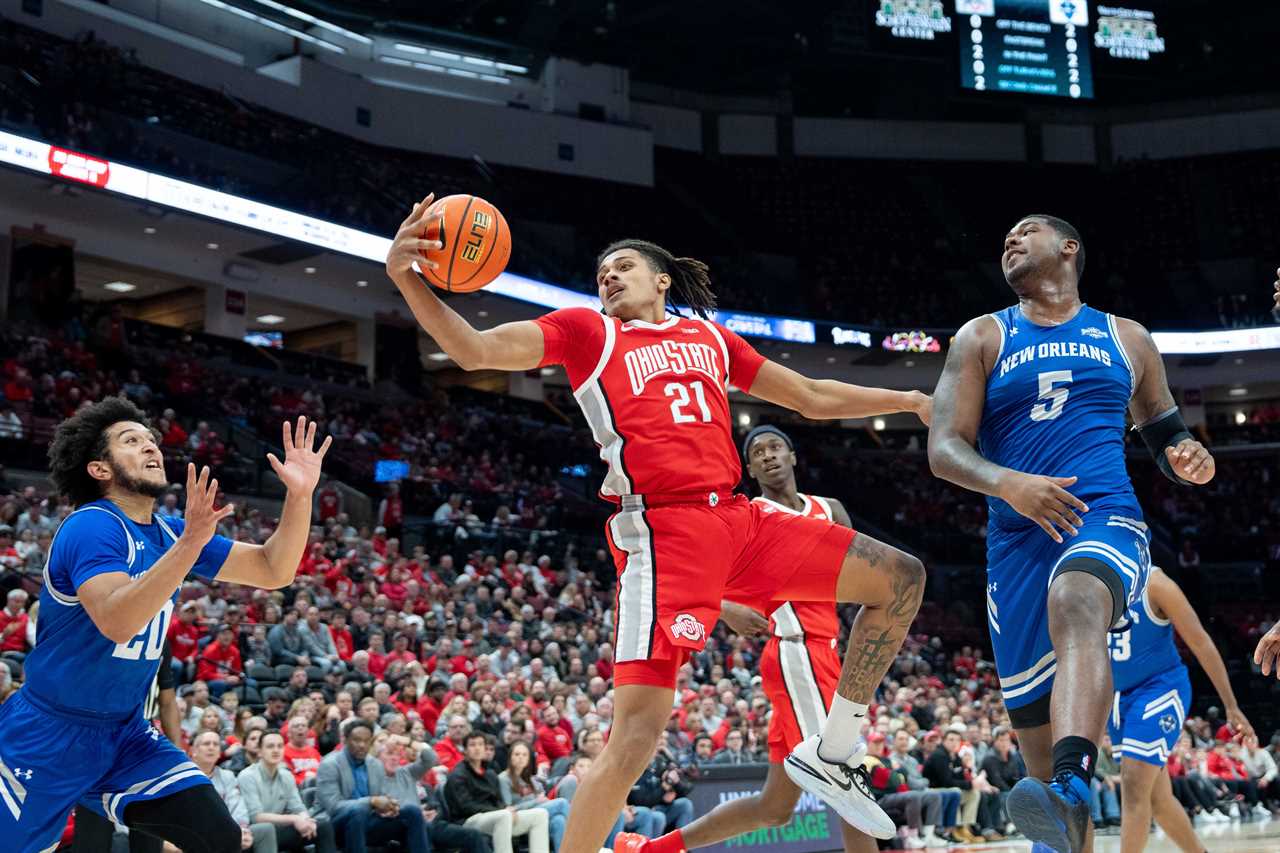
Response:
[366,633,389,680]
[380,567,409,610]
[391,681,423,719]
[282,714,323,786]
[386,633,417,670]
[0,589,30,658]
[449,640,479,679]
[418,680,449,734]
[195,624,244,699]
[315,481,343,522]
[3,368,33,403]
[535,706,574,764]
[329,610,354,661]
[167,601,203,681]
[435,714,470,771]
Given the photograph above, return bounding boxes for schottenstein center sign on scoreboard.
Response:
[689,767,843,853]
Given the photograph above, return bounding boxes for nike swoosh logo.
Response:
[823,769,852,791]
[788,755,852,791]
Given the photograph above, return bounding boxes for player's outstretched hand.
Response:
[720,600,769,636]
[1254,622,1280,679]
[997,472,1089,544]
[181,463,234,546]
[1165,438,1214,485]
[267,416,332,495]
[385,194,445,281]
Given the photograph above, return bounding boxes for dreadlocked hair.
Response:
[48,395,152,507]
[597,239,718,319]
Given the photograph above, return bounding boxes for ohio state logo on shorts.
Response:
[670,613,706,642]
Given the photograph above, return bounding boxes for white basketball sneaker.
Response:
[783,734,895,839]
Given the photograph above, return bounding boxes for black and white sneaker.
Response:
[783,734,895,839]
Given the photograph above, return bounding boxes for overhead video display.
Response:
[956,0,1094,99]
[1094,5,1165,60]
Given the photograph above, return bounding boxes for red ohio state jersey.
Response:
[535,307,766,500]
[754,493,843,640]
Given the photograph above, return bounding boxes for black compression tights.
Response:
[122,784,242,853]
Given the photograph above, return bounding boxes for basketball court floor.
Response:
[950,820,1280,851]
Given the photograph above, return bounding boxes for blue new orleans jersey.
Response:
[24,499,232,720]
[1109,567,1184,694]
[979,304,1138,528]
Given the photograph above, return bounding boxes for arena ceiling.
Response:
[283,0,1275,108]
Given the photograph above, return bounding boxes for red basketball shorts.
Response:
[759,634,841,763]
[608,493,852,688]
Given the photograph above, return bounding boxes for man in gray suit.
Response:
[315,720,430,853]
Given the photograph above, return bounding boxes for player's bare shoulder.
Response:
[947,314,1004,377]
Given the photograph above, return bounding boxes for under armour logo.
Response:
[12,768,33,779]
[1008,327,1018,336]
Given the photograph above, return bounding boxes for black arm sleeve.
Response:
[1136,407,1195,485]
[156,639,175,691]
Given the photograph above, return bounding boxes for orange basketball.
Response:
[417,194,511,293]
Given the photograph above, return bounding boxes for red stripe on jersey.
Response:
[754,493,842,640]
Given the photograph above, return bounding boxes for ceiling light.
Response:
[1234,411,1247,425]
[256,314,286,325]
[356,280,368,287]
[304,266,317,274]
[429,49,461,61]
[190,0,345,53]
[379,56,412,67]
[737,413,751,427]
[413,62,446,73]
[247,0,371,44]
[477,310,489,318]
[394,43,428,55]
[104,281,137,293]
[905,360,915,367]
[780,352,790,360]
[463,56,495,68]
[427,352,451,362]
[143,226,157,234]
[496,62,528,74]
[206,242,219,250]
[447,68,479,79]
[1228,387,1248,397]
[873,418,886,431]
[479,74,512,85]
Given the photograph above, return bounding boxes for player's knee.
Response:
[1047,573,1109,631]
[884,551,926,613]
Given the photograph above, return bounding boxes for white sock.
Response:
[817,694,868,763]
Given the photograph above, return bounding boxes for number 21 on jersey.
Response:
[665,381,711,424]
[112,599,174,661]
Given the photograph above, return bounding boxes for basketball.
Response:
[417,194,511,293]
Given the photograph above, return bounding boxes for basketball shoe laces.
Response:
[830,761,875,799]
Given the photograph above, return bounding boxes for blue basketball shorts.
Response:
[986,508,1152,713]
[0,689,210,853]
[1108,665,1192,767]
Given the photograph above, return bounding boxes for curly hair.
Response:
[47,395,153,507]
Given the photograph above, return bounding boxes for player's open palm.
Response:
[181,463,235,546]
[1254,622,1280,679]
[999,472,1089,544]
[1165,438,1214,485]
[385,194,445,279]
[267,416,333,495]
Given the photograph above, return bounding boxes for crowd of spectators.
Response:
[3,17,1278,330]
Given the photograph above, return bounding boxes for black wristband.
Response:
[1137,408,1194,486]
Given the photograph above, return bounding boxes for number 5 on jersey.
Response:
[665,380,712,424]
[1030,370,1073,422]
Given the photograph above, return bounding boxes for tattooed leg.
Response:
[833,534,926,704]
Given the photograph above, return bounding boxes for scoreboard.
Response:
[872,0,1145,99]
[957,0,1093,98]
